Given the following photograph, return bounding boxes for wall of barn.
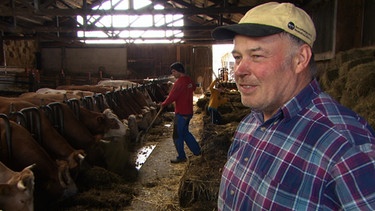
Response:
[41,47,128,78]
[0,41,212,90]
[38,44,212,90]
[308,0,375,60]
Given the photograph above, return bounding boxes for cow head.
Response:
[55,160,78,199]
[102,108,127,138]
[0,162,35,211]
[79,107,120,135]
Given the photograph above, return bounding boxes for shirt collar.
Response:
[281,78,322,120]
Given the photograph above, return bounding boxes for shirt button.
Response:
[261,127,266,131]
[273,121,278,125]
[230,190,235,195]
[244,157,249,162]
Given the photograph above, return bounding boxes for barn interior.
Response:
[0,0,375,210]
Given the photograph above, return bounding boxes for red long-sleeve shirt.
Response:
[162,75,196,115]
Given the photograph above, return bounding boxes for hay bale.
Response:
[324,75,347,102]
[179,176,220,208]
[335,47,375,66]
[178,120,238,210]
[319,67,339,91]
[338,57,374,79]
[340,61,375,108]
[4,40,38,67]
[353,92,375,129]
[345,61,375,97]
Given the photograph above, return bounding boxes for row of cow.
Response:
[0,79,171,210]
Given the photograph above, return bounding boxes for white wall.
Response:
[41,47,129,77]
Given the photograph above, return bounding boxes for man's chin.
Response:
[241,99,254,108]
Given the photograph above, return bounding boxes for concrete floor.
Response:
[125,99,203,210]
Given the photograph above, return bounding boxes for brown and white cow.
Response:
[55,84,114,94]
[0,97,84,171]
[16,94,135,175]
[18,93,118,136]
[18,98,107,150]
[20,91,140,141]
[0,118,78,209]
[97,79,138,88]
[35,87,95,97]
[0,162,35,211]
[20,91,105,113]
[22,85,158,141]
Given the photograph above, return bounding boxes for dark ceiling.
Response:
[0,0,315,45]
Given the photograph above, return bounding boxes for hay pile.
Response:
[56,166,136,210]
[318,46,375,128]
[178,90,250,210]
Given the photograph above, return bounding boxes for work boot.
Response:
[170,158,187,163]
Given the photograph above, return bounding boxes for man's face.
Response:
[232,34,298,120]
[171,69,180,78]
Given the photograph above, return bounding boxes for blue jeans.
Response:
[173,114,201,159]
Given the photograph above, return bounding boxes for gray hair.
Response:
[281,32,317,77]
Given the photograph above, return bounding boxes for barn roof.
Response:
[0,0,317,45]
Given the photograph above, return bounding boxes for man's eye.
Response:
[233,55,241,60]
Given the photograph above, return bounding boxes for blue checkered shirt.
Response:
[218,79,375,210]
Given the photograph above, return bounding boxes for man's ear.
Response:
[294,44,312,74]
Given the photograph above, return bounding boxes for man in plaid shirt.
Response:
[212,2,375,210]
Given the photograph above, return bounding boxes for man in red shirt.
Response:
[161,62,201,163]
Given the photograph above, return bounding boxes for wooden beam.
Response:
[0,6,252,17]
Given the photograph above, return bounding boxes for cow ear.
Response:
[19,176,34,191]
[25,163,36,170]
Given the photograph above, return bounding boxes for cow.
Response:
[17,95,137,176]
[102,108,127,138]
[18,98,108,150]
[35,87,95,97]
[20,91,82,102]
[21,86,155,141]
[19,91,141,142]
[56,84,114,94]
[0,162,35,211]
[4,95,114,147]
[20,91,105,112]
[145,82,169,102]
[44,85,147,126]
[0,117,78,209]
[114,89,153,130]
[81,108,138,180]
[97,79,138,88]
[58,107,130,173]
[18,93,119,136]
[77,106,120,137]
[0,97,84,171]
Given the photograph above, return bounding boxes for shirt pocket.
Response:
[255,162,304,195]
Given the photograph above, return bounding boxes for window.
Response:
[77,0,184,44]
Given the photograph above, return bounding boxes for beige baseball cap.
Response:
[212,2,316,47]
